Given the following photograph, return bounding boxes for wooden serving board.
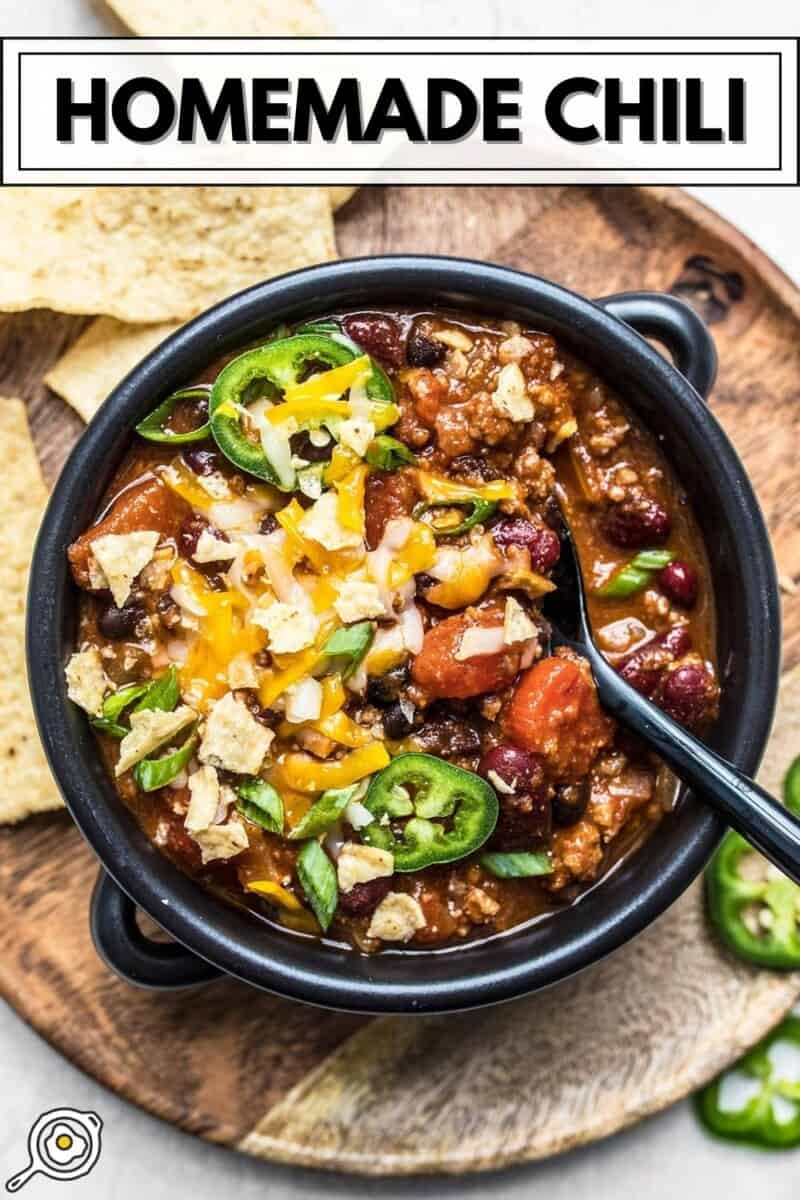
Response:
[2,186,800,1175]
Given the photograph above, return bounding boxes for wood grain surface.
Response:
[1,186,799,1174]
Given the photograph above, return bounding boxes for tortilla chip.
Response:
[0,399,63,823]
[103,0,329,34]
[327,187,357,211]
[0,187,337,323]
[46,318,179,423]
[44,182,352,422]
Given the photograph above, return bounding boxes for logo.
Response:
[5,1109,103,1192]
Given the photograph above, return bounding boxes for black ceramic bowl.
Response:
[28,257,780,1013]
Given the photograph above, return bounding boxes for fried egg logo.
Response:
[5,1109,102,1191]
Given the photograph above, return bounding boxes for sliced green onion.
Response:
[288,784,359,840]
[237,778,284,835]
[320,621,375,679]
[629,549,674,571]
[296,839,338,932]
[596,548,676,599]
[101,682,148,723]
[413,497,498,539]
[136,386,211,445]
[90,717,128,740]
[133,667,180,714]
[480,851,553,879]
[295,320,341,336]
[365,435,416,471]
[133,733,197,792]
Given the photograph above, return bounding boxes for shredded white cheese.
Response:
[337,843,394,893]
[367,892,427,942]
[91,530,160,608]
[198,692,273,775]
[487,768,516,796]
[284,677,323,724]
[115,705,196,776]
[65,647,109,717]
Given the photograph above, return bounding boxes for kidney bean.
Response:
[660,560,698,608]
[181,444,221,477]
[661,662,717,726]
[617,626,691,696]
[342,314,405,367]
[661,625,693,658]
[337,875,394,917]
[406,326,446,368]
[259,514,278,536]
[98,600,145,641]
[552,778,591,828]
[603,498,672,548]
[618,649,664,698]
[478,744,544,795]
[178,512,209,559]
[492,518,561,572]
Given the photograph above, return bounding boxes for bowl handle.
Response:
[596,291,718,401]
[90,870,222,990]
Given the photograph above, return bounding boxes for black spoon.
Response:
[542,516,800,885]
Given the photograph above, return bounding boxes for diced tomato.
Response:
[506,655,614,781]
[68,475,191,591]
[411,602,521,700]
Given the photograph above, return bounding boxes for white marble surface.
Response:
[2,1,799,1195]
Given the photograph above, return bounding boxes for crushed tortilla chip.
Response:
[43,183,353,422]
[45,318,178,422]
[0,399,62,823]
[0,186,337,323]
[103,0,330,35]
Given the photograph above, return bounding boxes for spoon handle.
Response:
[589,653,800,884]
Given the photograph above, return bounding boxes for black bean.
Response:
[552,780,590,828]
[407,326,446,368]
[366,665,409,708]
[98,601,145,641]
[289,430,333,464]
[382,701,419,740]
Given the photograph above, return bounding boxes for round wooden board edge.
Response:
[239,982,800,1177]
[3,184,799,1178]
